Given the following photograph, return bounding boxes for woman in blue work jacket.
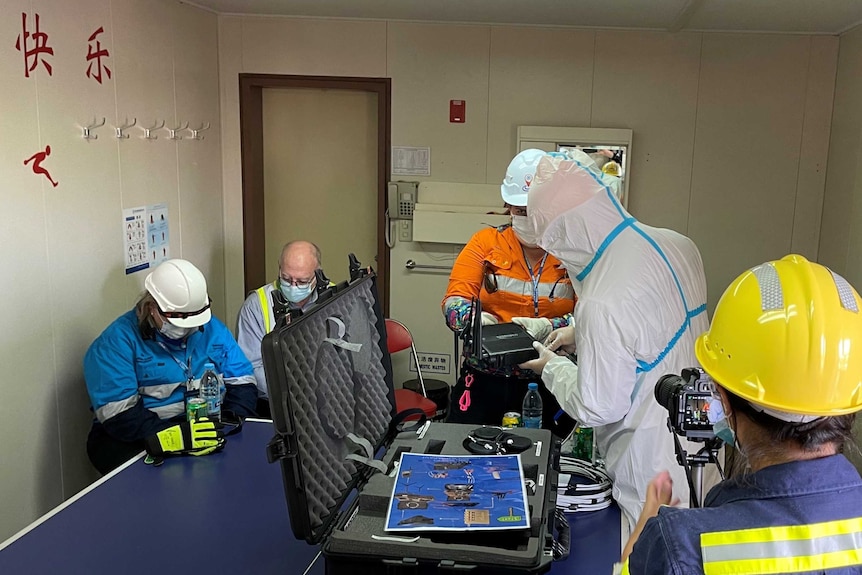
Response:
[619,255,862,575]
[84,259,258,474]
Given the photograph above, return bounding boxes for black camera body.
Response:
[654,367,715,441]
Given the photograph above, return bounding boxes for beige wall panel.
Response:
[240,17,386,77]
[688,34,810,313]
[821,26,862,282]
[218,16,245,329]
[0,0,64,543]
[387,241,461,388]
[388,22,490,184]
[592,31,701,232]
[111,0,179,251]
[173,4,226,320]
[791,36,838,262]
[487,27,595,187]
[34,0,124,506]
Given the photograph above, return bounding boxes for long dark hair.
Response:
[725,390,856,452]
[135,291,157,339]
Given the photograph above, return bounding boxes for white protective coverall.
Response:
[526,151,710,530]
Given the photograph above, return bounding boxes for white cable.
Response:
[555,456,613,513]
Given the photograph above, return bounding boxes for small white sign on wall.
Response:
[410,352,451,375]
[123,203,170,274]
[392,146,430,176]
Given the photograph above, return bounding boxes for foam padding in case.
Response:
[263,276,393,542]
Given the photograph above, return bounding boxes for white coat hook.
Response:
[114,117,137,139]
[187,121,211,141]
[82,117,106,140]
[138,119,165,140]
[167,121,189,141]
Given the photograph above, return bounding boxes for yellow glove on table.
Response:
[144,417,225,458]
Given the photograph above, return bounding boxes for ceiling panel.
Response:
[186,0,862,34]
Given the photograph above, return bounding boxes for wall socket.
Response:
[398,220,413,242]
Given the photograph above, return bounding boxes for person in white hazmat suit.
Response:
[518,150,710,531]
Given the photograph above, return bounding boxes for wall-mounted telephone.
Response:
[386,182,418,247]
[387,181,418,220]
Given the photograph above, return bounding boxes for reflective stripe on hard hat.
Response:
[831,270,859,312]
[700,517,862,575]
[751,263,783,311]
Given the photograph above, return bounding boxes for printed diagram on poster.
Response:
[123,204,170,274]
[392,146,430,176]
[410,352,451,375]
[385,453,530,532]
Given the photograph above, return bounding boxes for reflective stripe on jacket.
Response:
[84,310,256,423]
[442,225,574,322]
[626,455,862,575]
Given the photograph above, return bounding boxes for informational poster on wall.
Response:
[392,146,431,176]
[123,203,170,274]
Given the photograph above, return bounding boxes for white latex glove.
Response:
[518,341,557,375]
[511,317,553,341]
[544,324,576,354]
[480,311,499,326]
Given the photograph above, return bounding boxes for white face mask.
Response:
[159,321,195,341]
[511,215,539,248]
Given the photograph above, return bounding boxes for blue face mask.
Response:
[279,279,314,303]
[706,397,735,446]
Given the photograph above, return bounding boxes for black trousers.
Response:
[86,422,146,475]
[445,366,576,439]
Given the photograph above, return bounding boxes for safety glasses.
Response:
[158,298,212,320]
[279,276,315,288]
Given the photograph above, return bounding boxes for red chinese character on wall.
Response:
[86,26,111,84]
[15,13,54,78]
[24,146,58,187]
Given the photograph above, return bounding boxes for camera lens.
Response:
[654,374,684,413]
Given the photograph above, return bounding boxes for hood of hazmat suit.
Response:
[527,151,710,528]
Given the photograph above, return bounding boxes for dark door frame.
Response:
[238,73,392,314]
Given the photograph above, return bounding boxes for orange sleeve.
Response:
[442,229,491,307]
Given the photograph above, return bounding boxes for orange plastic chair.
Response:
[385,319,436,419]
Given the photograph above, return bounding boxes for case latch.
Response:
[381,557,419,574]
[265,434,293,463]
[438,560,476,572]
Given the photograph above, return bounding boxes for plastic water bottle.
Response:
[522,382,543,429]
[200,362,221,422]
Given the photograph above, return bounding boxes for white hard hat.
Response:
[501,149,547,206]
[144,259,211,328]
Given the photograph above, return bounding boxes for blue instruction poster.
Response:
[385,453,530,532]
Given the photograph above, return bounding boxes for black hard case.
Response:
[262,275,564,574]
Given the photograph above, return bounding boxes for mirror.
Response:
[517,126,632,208]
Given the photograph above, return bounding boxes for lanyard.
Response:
[155,340,194,391]
[523,249,548,317]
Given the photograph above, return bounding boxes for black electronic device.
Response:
[468,298,539,368]
[261,273,567,574]
[654,367,724,508]
[654,367,715,441]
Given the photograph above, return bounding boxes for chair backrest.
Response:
[385,319,413,355]
[384,318,427,396]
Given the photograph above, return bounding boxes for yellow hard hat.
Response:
[601,161,620,177]
[695,254,862,418]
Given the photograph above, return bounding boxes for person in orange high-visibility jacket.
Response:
[441,149,577,436]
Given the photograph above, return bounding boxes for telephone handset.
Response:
[387,182,417,220]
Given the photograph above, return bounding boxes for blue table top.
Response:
[0,421,620,574]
